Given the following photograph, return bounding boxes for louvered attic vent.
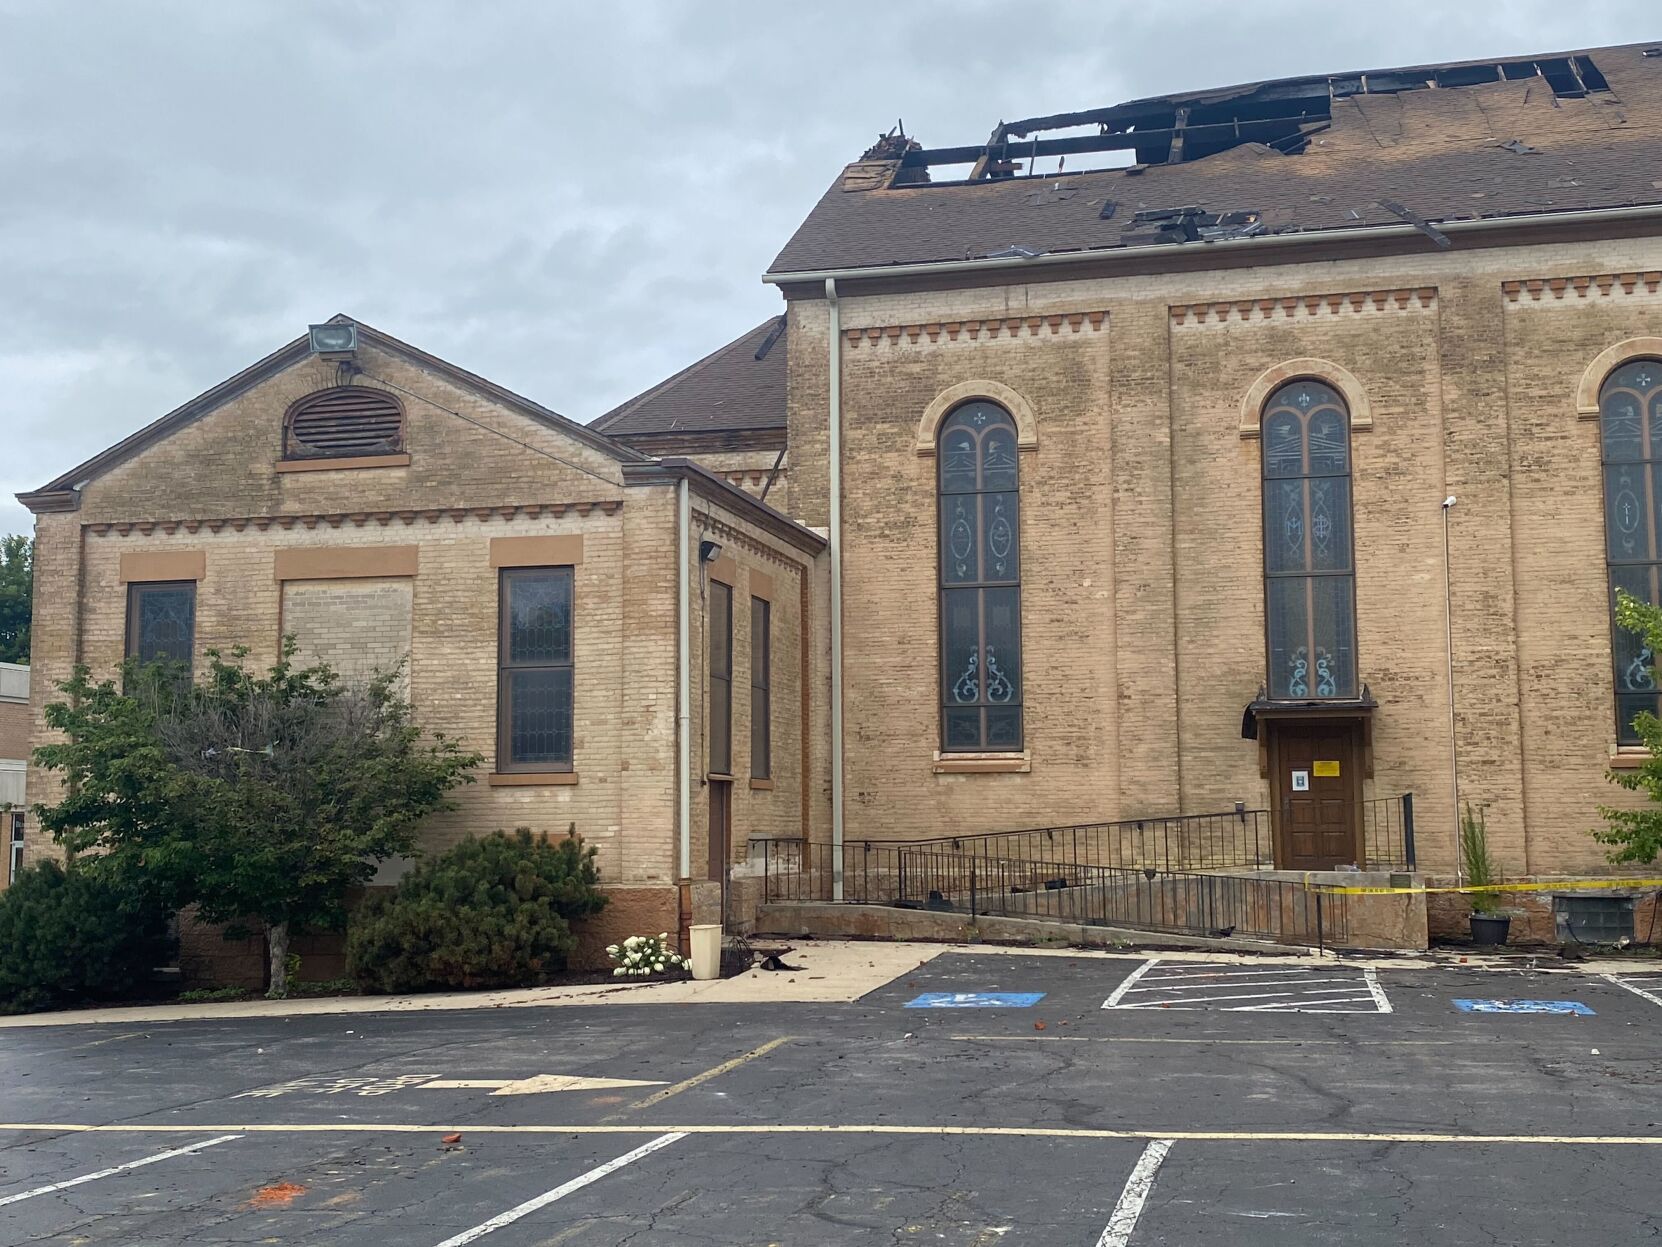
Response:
[284,387,404,459]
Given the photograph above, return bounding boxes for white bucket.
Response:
[689,923,722,980]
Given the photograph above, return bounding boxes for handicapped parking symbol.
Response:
[905,992,1046,1009]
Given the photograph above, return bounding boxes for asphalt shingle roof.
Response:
[592,317,786,438]
[769,42,1662,274]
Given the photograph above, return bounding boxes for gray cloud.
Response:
[1,0,1650,534]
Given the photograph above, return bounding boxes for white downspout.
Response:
[826,277,844,900]
[677,477,692,882]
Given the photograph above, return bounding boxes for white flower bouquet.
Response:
[606,932,686,978]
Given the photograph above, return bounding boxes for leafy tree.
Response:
[1600,590,1662,864]
[0,861,174,1014]
[346,828,606,994]
[34,643,481,997]
[0,534,31,664]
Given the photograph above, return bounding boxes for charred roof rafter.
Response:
[897,52,1611,181]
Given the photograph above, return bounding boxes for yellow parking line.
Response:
[626,1035,794,1111]
[0,1122,1658,1146]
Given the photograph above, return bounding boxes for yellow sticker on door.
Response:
[1312,760,1341,777]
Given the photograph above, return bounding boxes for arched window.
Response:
[1600,359,1662,743]
[284,387,404,460]
[1262,380,1357,700]
[938,401,1022,751]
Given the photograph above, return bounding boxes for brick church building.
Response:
[17,41,1662,954]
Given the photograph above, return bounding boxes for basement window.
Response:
[283,387,405,460]
[1554,895,1635,944]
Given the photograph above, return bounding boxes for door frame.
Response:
[708,778,733,921]
[1259,709,1370,870]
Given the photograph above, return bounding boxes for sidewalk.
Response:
[0,939,945,1029]
[0,938,1649,1028]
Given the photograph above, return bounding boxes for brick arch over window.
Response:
[1240,358,1372,438]
[916,380,1038,455]
[1578,338,1662,418]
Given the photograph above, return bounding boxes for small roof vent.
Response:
[285,387,404,459]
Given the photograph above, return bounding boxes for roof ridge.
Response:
[592,316,783,431]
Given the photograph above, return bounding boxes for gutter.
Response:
[826,278,845,901]
[762,203,1662,287]
[677,478,692,882]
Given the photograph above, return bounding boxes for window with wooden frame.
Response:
[938,401,1023,751]
[709,580,733,775]
[1599,358,1662,744]
[1261,379,1357,700]
[497,567,574,772]
[125,581,196,669]
[750,596,771,779]
[283,386,404,460]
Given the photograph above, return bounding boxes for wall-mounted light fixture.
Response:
[699,539,723,564]
[308,321,358,358]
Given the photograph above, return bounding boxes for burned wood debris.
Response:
[895,51,1612,183]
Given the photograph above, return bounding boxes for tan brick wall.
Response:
[685,496,814,904]
[22,341,827,926]
[786,234,1662,877]
[282,579,413,685]
[0,697,27,765]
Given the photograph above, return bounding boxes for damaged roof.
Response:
[768,41,1662,276]
[592,316,787,440]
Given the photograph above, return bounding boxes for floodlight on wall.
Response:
[699,539,723,564]
[308,321,358,358]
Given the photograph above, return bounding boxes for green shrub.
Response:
[178,986,252,1004]
[0,862,175,1014]
[346,829,606,993]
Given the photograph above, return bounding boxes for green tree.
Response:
[34,644,481,996]
[1599,590,1662,864]
[0,534,32,664]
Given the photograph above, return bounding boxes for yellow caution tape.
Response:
[1306,875,1662,896]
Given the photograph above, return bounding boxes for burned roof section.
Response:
[770,41,1662,276]
[591,317,787,446]
[905,50,1613,179]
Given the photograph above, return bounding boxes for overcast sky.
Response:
[0,1,1651,536]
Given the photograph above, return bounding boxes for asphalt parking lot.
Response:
[2,950,1661,1245]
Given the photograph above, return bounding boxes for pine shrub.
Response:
[0,862,175,1014]
[346,829,606,993]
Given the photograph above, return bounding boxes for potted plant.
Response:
[1460,802,1510,946]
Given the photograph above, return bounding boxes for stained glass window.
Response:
[125,581,196,669]
[939,402,1023,751]
[1600,359,1662,744]
[1261,381,1357,700]
[497,567,574,770]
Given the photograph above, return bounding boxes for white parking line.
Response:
[431,1132,685,1246]
[1102,958,1159,1007]
[1604,972,1662,1009]
[1096,1139,1173,1247]
[0,1134,240,1208]
[1102,959,1390,1013]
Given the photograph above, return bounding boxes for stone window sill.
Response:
[933,751,1031,774]
[274,453,411,473]
[1609,750,1649,771]
[488,771,578,787]
[749,778,775,791]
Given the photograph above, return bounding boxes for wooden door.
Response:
[708,780,732,914]
[1270,723,1361,870]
